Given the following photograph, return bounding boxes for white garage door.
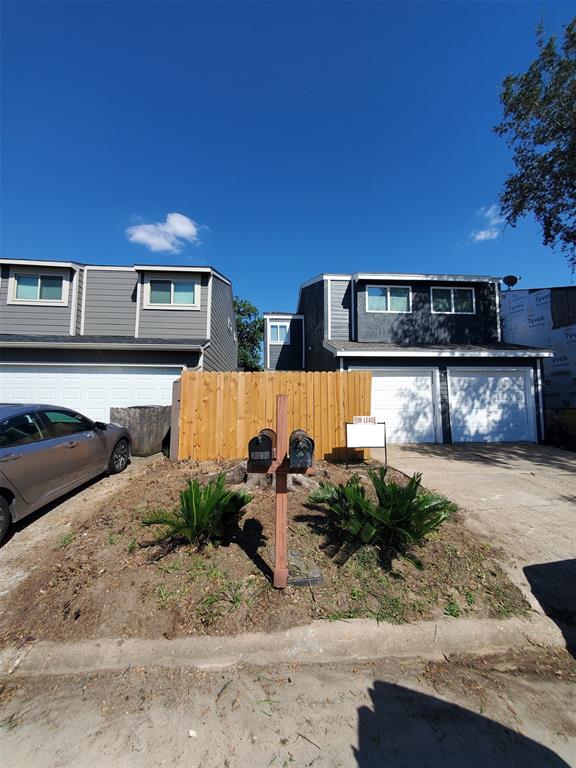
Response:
[370,369,441,443]
[0,365,183,423]
[448,368,537,443]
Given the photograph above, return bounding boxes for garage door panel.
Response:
[370,370,439,444]
[0,365,182,423]
[448,369,536,443]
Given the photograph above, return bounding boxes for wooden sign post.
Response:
[273,394,289,588]
[247,393,315,589]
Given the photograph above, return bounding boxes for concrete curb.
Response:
[0,615,567,677]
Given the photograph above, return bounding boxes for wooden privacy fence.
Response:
[177,371,372,461]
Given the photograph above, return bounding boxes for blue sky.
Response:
[2,1,575,314]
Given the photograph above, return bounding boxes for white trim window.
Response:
[269,321,290,344]
[431,286,475,315]
[143,275,200,310]
[8,269,69,306]
[366,285,412,313]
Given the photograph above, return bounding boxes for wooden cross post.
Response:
[273,394,289,588]
[246,393,315,589]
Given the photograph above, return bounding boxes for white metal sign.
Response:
[346,420,386,448]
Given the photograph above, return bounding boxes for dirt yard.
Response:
[1,648,574,767]
[0,456,529,644]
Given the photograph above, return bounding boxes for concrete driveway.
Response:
[377,444,576,622]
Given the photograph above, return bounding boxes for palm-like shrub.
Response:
[142,474,252,547]
[309,467,451,565]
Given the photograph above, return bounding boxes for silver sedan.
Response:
[0,404,131,544]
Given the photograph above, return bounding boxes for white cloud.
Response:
[469,204,505,243]
[126,212,200,253]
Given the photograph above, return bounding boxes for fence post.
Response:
[170,378,181,461]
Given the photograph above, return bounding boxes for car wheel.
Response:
[0,496,11,546]
[109,438,130,474]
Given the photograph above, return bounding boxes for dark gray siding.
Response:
[356,280,499,345]
[0,265,73,336]
[203,275,238,371]
[265,317,303,371]
[0,347,201,367]
[297,280,338,371]
[329,279,351,340]
[138,272,209,340]
[83,269,137,336]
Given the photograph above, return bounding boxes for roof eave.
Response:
[0,340,208,352]
[322,341,554,359]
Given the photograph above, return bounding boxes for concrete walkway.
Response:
[377,444,576,620]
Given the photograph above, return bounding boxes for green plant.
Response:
[127,538,137,554]
[142,474,252,547]
[465,590,476,606]
[445,600,461,618]
[58,532,74,548]
[106,533,117,546]
[309,468,450,565]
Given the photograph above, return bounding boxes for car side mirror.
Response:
[94,421,108,431]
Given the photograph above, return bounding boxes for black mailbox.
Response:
[289,429,315,469]
[248,429,277,466]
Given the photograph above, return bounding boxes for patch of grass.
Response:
[106,533,118,546]
[155,584,177,609]
[465,590,476,606]
[197,577,246,624]
[488,583,529,619]
[445,600,461,618]
[57,532,74,548]
[373,594,406,624]
[127,538,137,554]
[158,560,181,574]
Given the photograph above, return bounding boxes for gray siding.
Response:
[329,279,351,340]
[138,272,209,340]
[75,268,84,334]
[297,280,338,371]
[83,269,137,336]
[203,275,238,371]
[356,280,499,345]
[265,317,303,371]
[0,265,73,335]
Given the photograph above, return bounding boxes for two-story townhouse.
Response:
[264,272,553,444]
[0,258,237,422]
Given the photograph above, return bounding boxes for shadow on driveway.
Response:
[524,559,576,659]
[387,443,576,474]
[355,680,570,767]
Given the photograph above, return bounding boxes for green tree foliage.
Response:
[233,296,264,371]
[494,19,576,267]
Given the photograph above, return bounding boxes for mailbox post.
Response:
[247,395,315,589]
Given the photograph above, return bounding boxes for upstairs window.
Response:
[269,322,290,344]
[431,287,475,314]
[144,276,200,309]
[12,273,64,304]
[366,285,411,313]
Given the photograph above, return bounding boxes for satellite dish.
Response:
[502,275,520,290]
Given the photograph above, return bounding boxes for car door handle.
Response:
[65,441,80,449]
[0,453,22,462]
